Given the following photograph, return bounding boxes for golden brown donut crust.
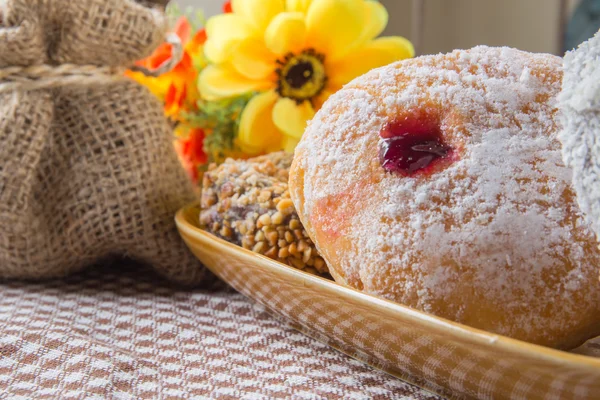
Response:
[290,46,600,349]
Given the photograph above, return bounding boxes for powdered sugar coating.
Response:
[558,29,600,241]
[290,46,600,348]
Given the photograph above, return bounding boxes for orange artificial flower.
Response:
[127,16,206,118]
[128,2,236,184]
[187,29,208,55]
[175,127,208,183]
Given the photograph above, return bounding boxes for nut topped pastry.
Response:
[200,152,328,275]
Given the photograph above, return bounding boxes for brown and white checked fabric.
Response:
[230,271,599,400]
[0,262,443,399]
[186,233,600,400]
[0,0,205,283]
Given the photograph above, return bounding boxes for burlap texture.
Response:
[0,0,207,284]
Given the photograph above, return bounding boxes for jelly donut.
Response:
[289,46,600,349]
[558,30,600,241]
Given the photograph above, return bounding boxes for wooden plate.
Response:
[176,204,600,400]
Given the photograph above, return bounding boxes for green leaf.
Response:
[165,3,206,31]
[181,92,256,164]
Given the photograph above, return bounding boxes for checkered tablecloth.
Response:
[0,262,443,399]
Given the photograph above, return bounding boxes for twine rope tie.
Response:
[0,33,183,93]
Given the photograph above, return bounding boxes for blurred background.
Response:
[175,0,599,56]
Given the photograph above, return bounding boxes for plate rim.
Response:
[176,203,600,370]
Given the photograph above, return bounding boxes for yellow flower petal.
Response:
[305,0,365,62]
[283,136,301,153]
[199,64,273,100]
[264,12,307,55]
[238,91,283,155]
[126,71,171,100]
[231,38,278,80]
[285,0,312,13]
[235,139,262,155]
[272,98,315,139]
[205,14,253,63]
[327,36,415,87]
[203,41,229,65]
[360,0,388,42]
[232,0,285,33]
[312,87,337,111]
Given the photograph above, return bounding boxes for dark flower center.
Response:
[286,61,314,89]
[276,49,327,104]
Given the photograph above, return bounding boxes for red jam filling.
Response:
[379,117,453,176]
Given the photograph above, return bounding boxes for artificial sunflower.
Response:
[199,0,414,154]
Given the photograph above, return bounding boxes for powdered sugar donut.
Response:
[289,46,600,349]
[558,30,600,242]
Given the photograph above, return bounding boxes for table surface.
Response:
[0,262,443,399]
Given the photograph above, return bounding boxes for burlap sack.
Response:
[0,0,207,284]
